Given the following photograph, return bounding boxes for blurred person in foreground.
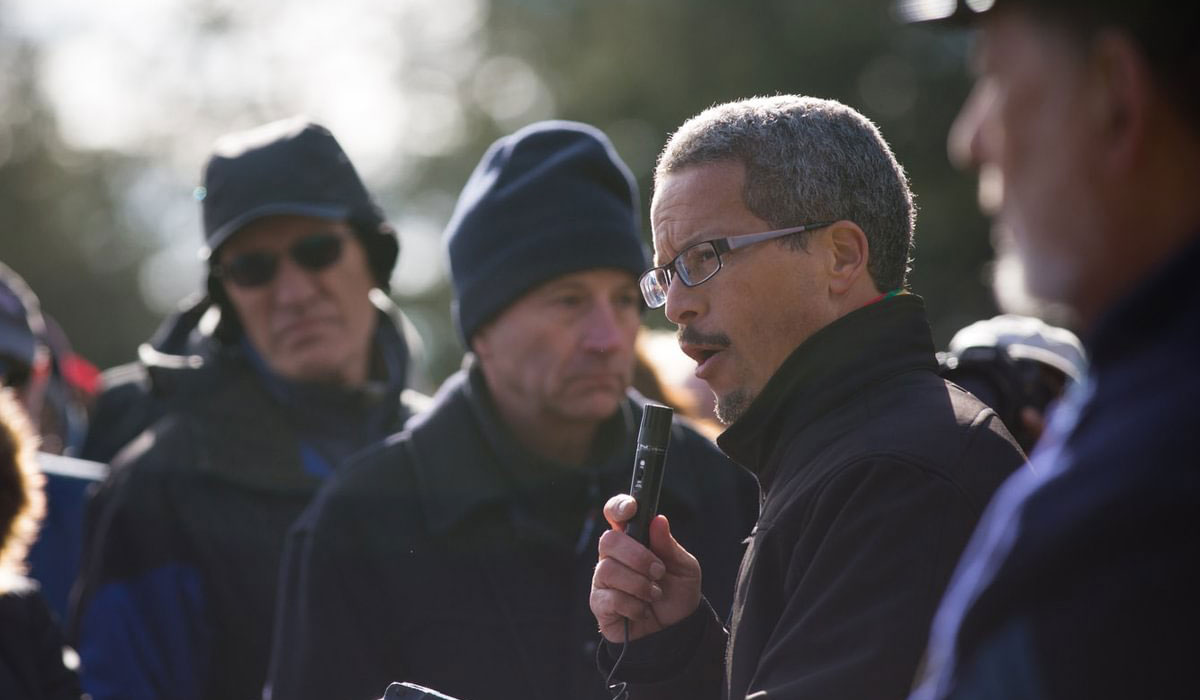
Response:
[1,262,105,624]
[1,387,80,699]
[938,313,1086,453]
[898,1,1200,697]
[265,121,759,700]
[70,118,427,700]
[589,95,1026,700]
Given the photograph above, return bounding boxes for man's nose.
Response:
[271,256,320,305]
[581,301,626,353]
[663,276,701,327]
[948,78,998,171]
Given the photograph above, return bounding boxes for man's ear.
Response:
[1087,30,1150,173]
[824,220,871,296]
[468,322,491,364]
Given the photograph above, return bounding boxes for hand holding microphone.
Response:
[589,404,703,644]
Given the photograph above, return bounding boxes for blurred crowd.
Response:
[2,2,1196,699]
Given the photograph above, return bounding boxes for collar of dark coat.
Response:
[405,363,706,535]
[157,303,422,493]
[182,359,420,493]
[717,294,938,490]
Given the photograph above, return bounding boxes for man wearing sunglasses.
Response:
[264,121,759,700]
[71,118,427,700]
[589,95,1027,699]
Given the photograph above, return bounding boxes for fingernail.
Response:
[649,562,665,580]
[650,583,664,600]
[619,497,635,516]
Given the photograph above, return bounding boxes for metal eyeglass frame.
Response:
[638,221,836,308]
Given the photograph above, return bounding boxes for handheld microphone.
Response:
[625,404,673,546]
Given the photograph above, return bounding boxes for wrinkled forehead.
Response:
[650,162,750,263]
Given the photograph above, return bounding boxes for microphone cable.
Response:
[605,618,631,700]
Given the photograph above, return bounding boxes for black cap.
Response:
[198,117,399,292]
[199,118,392,260]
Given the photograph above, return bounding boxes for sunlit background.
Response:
[0,0,994,388]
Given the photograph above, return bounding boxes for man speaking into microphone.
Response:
[589,95,1027,700]
[265,120,758,700]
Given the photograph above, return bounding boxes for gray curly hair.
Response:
[656,95,916,291]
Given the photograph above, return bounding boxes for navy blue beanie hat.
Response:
[445,120,647,346]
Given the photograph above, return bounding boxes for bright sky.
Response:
[3,0,555,309]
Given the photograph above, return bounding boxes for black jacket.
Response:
[265,365,760,700]
[602,295,1026,700]
[0,578,80,700]
[912,233,1200,700]
[70,307,425,700]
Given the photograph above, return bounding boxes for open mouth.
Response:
[681,343,725,373]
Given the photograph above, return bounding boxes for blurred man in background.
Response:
[899,1,1200,697]
[71,118,426,700]
[265,120,759,700]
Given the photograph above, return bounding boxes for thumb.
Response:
[648,515,697,572]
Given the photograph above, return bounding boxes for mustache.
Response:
[678,326,732,349]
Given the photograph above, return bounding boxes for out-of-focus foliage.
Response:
[1,0,997,386]
[0,38,162,367]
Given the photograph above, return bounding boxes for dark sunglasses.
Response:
[213,233,345,288]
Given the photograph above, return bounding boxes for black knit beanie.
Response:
[445,120,647,346]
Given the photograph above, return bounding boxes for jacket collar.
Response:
[717,294,938,490]
[408,363,705,535]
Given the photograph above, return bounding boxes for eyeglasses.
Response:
[213,232,345,288]
[638,221,835,308]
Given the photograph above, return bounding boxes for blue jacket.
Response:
[913,233,1200,699]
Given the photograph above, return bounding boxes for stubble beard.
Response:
[714,387,753,425]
